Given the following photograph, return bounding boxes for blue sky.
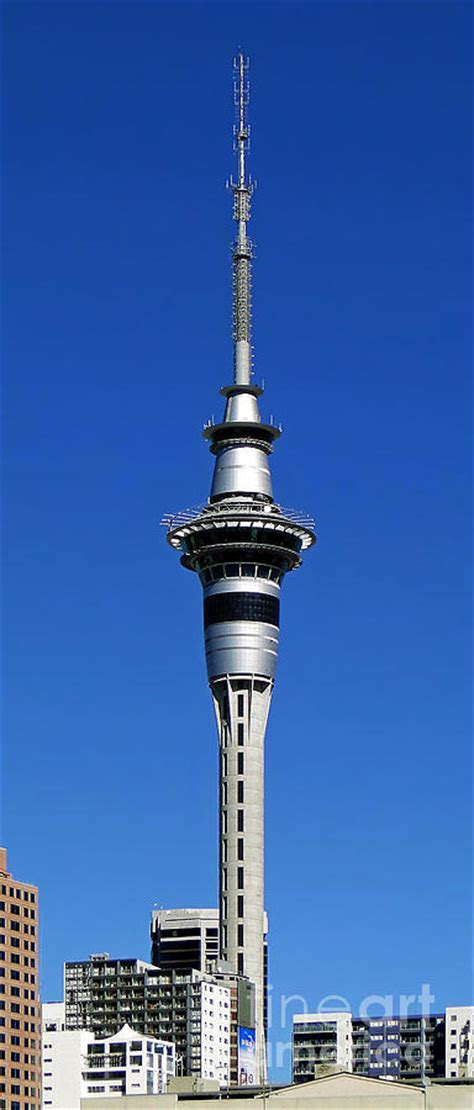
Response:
[2,0,471,1079]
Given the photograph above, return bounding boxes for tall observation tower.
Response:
[163,55,315,1082]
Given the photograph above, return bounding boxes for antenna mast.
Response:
[230,53,255,385]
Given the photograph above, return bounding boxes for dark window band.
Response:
[204,591,279,628]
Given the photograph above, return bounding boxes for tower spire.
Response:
[230,52,254,385]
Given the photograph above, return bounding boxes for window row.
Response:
[204,591,279,628]
[221,752,245,775]
[221,839,245,863]
[221,782,245,805]
[200,563,285,585]
[222,867,245,892]
[0,889,36,903]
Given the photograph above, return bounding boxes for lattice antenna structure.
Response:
[228,53,255,385]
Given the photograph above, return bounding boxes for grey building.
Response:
[150,910,219,975]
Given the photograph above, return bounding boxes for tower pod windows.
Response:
[204,591,280,628]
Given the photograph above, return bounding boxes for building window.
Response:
[237,752,244,774]
[237,722,244,746]
[238,810,244,832]
[237,867,244,890]
[238,924,244,947]
[237,895,244,918]
[237,839,244,861]
[237,781,244,803]
[237,694,245,717]
[238,953,244,975]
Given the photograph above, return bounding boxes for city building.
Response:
[0,846,41,1110]
[292,1013,352,1080]
[42,1019,175,1107]
[352,1015,446,1081]
[80,1072,474,1110]
[292,1010,464,1083]
[150,907,269,1047]
[43,1001,66,1033]
[445,1007,474,1078]
[64,955,236,1085]
[162,53,315,1084]
[150,910,219,974]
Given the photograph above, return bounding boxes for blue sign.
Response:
[238,1025,256,1086]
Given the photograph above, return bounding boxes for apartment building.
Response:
[64,956,232,1085]
[292,1009,462,1082]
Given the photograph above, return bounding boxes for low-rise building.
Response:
[292,1013,352,1080]
[292,1007,471,1083]
[80,1072,474,1110]
[42,1020,175,1107]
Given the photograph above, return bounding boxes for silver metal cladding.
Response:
[210,445,273,500]
[205,620,279,680]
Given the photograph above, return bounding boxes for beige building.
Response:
[81,1071,473,1110]
[0,846,41,1110]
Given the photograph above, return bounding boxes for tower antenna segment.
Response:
[230,52,255,386]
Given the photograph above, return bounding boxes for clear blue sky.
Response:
[2,0,471,1080]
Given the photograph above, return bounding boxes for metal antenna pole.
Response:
[230,52,255,385]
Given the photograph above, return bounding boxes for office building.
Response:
[150,910,219,974]
[162,53,315,1083]
[445,1007,474,1078]
[0,846,41,1110]
[42,1019,175,1107]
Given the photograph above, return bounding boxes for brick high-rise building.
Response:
[0,847,41,1110]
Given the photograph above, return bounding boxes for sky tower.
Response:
[163,54,315,1082]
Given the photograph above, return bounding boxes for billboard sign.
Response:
[238,1025,256,1086]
